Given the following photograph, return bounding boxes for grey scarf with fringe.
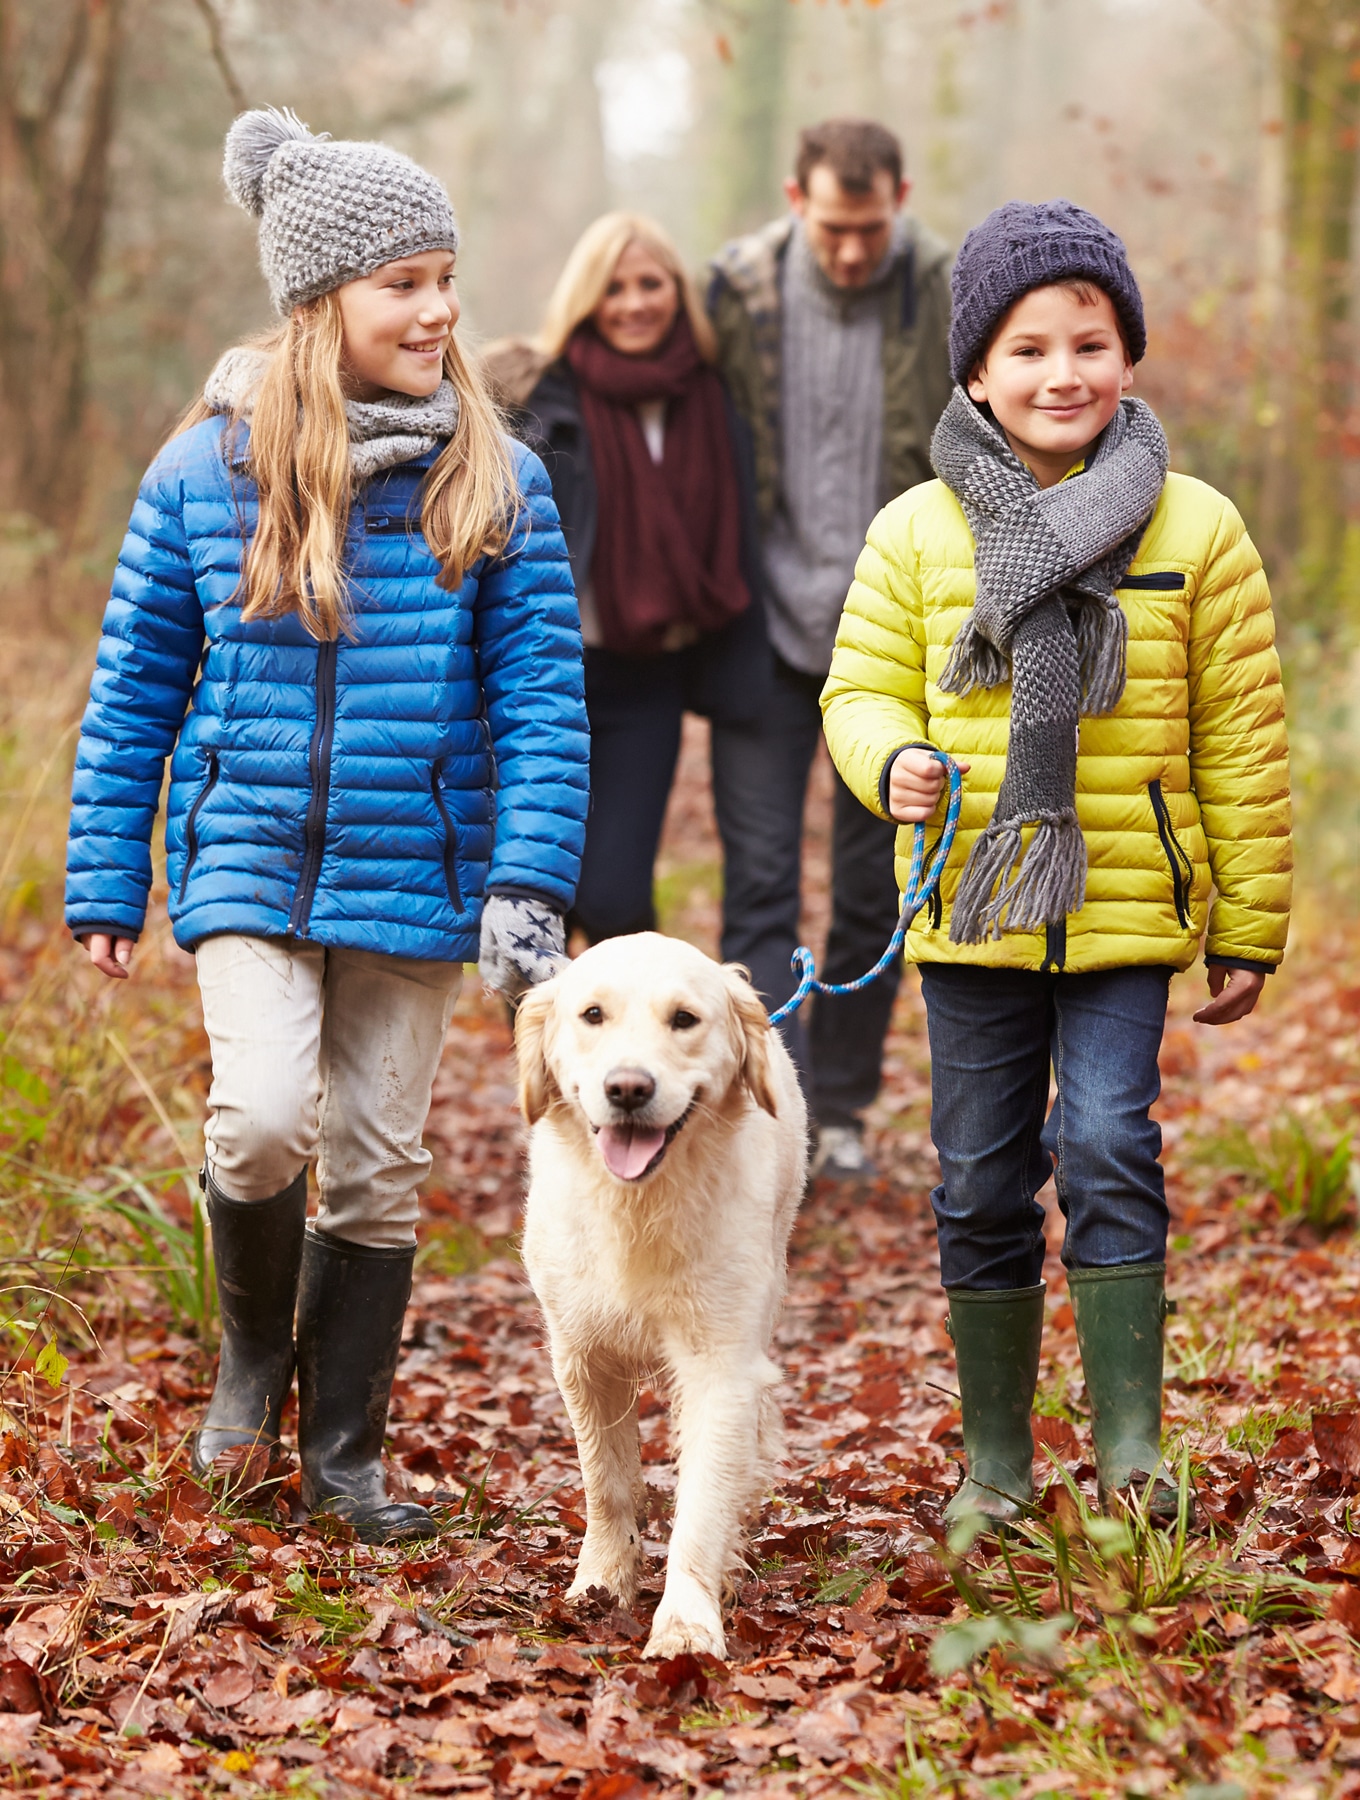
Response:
[203,345,459,480]
[930,389,1168,943]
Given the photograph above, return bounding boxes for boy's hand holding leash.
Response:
[888,747,971,823]
[887,749,1264,1028]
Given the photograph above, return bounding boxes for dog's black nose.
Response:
[604,1067,656,1112]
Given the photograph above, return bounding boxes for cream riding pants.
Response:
[196,934,462,1248]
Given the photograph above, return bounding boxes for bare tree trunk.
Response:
[704,0,794,242]
[1248,0,1288,555]
[0,0,127,537]
[1276,0,1359,618]
[454,0,616,337]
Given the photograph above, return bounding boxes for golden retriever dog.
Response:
[515,933,807,1659]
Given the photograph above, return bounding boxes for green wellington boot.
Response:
[1068,1263,1178,1521]
[943,1284,1045,1528]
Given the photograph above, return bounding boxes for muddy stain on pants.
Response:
[196,934,462,1247]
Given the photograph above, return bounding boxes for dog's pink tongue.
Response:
[598,1123,666,1180]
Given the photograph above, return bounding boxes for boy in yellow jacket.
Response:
[821,201,1290,1525]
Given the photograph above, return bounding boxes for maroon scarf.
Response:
[566,316,749,656]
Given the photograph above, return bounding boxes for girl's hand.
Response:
[479,896,566,1001]
[888,748,969,823]
[84,934,135,981]
[1193,964,1265,1025]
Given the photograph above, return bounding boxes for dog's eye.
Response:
[581,1005,604,1026]
[670,1009,700,1031]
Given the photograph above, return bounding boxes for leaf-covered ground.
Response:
[3,704,1360,1798]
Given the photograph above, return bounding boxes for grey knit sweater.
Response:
[762,220,904,676]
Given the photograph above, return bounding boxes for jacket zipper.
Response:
[431,759,463,912]
[288,638,338,937]
[920,832,943,931]
[178,748,220,902]
[1148,779,1194,929]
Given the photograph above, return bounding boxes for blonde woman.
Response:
[487,213,769,944]
[65,109,588,1540]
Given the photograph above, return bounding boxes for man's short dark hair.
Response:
[795,119,903,195]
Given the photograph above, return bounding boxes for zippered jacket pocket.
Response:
[178,749,220,902]
[1147,779,1194,929]
[431,761,463,913]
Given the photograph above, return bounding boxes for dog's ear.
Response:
[514,980,561,1125]
[724,964,779,1117]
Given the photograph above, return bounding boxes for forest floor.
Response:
[2,644,1360,1799]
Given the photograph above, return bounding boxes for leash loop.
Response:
[768,751,962,1028]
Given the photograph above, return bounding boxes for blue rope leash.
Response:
[769,751,963,1028]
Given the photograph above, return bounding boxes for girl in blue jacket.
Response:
[65,109,589,1541]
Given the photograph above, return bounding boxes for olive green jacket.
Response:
[705,216,953,529]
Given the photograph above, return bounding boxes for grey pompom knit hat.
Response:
[948,199,1146,385]
[223,106,460,315]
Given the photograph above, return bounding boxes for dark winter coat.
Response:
[706,216,953,529]
[512,359,772,725]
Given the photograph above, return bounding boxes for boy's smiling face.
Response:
[967,283,1134,489]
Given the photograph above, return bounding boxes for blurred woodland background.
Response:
[0,0,1355,865]
[2,0,1359,886]
[3,22,1360,1783]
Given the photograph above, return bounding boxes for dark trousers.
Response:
[570,650,684,942]
[918,962,1172,1291]
[710,656,901,1126]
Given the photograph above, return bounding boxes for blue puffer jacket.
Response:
[65,416,589,963]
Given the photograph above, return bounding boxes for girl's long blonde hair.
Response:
[176,291,517,641]
[534,212,717,364]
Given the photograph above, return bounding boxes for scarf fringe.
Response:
[949,813,1088,944]
[940,598,1129,709]
[937,617,1011,696]
[1076,602,1129,715]
[948,823,1024,943]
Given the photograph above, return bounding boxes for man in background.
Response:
[707,118,952,1180]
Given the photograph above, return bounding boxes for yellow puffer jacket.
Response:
[821,471,1291,974]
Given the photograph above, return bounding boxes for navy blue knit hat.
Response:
[948,199,1146,385]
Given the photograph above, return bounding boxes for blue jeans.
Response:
[710,656,902,1126]
[918,962,1172,1290]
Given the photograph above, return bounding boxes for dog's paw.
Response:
[645,1568,726,1660]
[565,1573,627,1606]
[566,1554,638,1608]
[643,1610,726,1661]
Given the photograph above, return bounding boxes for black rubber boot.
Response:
[943,1284,1046,1528]
[295,1227,436,1544]
[1069,1262,1179,1522]
[192,1167,307,1479]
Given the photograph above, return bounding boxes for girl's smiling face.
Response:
[335,250,459,400]
[967,283,1134,489]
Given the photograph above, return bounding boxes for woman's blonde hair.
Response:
[176,291,517,641]
[534,212,717,364]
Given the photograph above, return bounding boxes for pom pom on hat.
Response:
[223,106,322,218]
[220,105,460,314]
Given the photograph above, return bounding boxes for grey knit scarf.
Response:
[203,345,459,478]
[930,388,1169,943]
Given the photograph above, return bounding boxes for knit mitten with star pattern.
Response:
[478,896,566,1000]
